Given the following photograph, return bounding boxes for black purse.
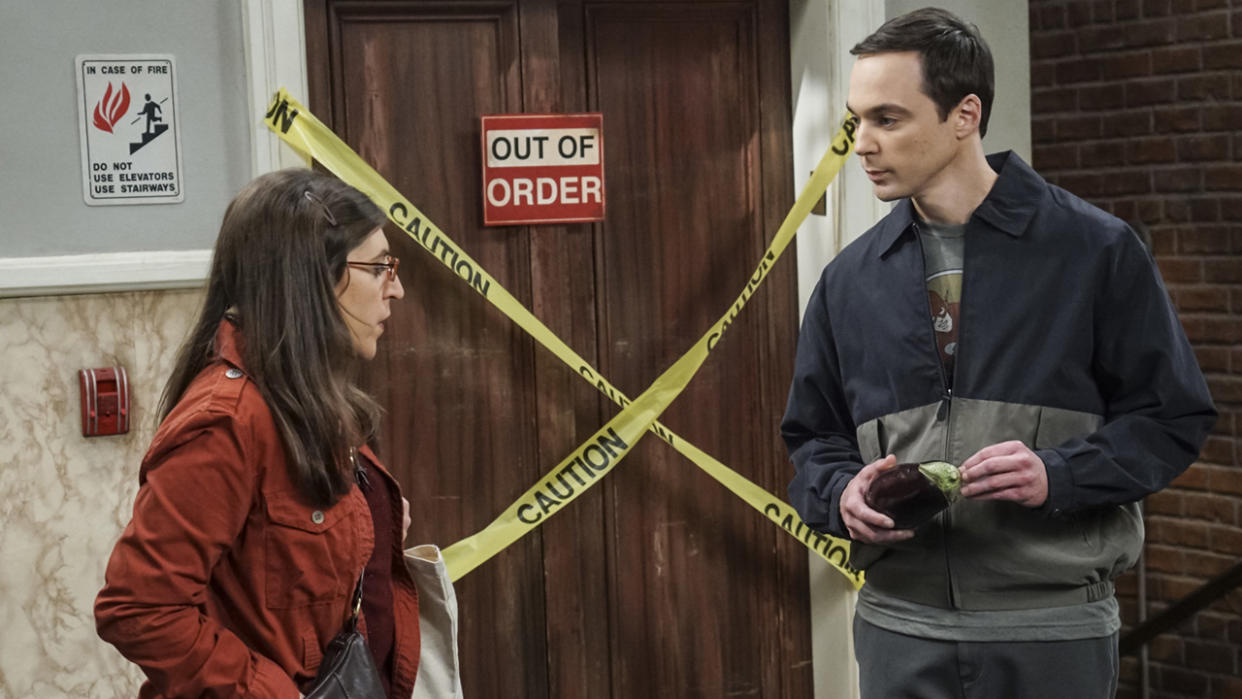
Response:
[304,573,386,699]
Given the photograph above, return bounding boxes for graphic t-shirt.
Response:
[917,219,964,387]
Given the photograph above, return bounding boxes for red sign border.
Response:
[481,112,605,227]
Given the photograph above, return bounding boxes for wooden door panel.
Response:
[512,3,619,696]
[306,1,809,696]
[308,3,549,697]
[582,2,810,696]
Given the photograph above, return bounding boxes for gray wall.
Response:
[885,0,1032,161]
[0,1,252,257]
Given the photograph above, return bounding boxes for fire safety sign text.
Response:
[75,54,184,206]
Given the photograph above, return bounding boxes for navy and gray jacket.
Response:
[782,151,1216,612]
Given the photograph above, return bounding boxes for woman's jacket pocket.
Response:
[263,490,368,610]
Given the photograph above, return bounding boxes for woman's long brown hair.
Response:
[158,169,386,506]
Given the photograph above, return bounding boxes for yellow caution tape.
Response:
[264,89,863,588]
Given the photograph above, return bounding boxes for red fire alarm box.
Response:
[80,367,130,437]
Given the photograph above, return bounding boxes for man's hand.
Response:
[959,440,1048,507]
[840,454,916,544]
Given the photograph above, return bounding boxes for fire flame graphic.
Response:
[92,82,131,134]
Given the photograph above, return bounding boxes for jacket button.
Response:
[225,368,244,379]
[311,510,325,524]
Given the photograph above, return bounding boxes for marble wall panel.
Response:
[0,288,203,698]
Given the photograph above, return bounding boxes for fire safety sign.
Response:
[75,54,184,206]
[481,113,605,226]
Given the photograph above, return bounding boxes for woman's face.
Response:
[335,227,404,359]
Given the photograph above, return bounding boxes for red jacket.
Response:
[96,321,420,697]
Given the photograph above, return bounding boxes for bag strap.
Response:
[345,447,367,632]
[344,570,365,632]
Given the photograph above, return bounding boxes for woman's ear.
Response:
[334,268,351,297]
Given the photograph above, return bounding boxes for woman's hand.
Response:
[402,497,411,542]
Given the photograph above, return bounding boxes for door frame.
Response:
[242,0,312,176]
[789,2,885,697]
[242,1,867,696]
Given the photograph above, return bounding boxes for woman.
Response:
[96,169,420,698]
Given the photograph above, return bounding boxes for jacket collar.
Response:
[876,150,1045,258]
[214,317,247,372]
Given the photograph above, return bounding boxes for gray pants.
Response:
[854,615,1119,699]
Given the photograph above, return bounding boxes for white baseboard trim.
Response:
[0,250,211,298]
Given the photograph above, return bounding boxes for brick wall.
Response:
[1029,0,1242,696]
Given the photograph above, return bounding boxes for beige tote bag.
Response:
[405,544,464,699]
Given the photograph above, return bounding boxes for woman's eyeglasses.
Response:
[346,255,400,282]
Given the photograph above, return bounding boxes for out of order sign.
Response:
[481,113,605,226]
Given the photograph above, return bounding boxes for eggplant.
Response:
[863,460,962,529]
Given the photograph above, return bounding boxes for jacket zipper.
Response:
[914,220,960,609]
[914,222,953,430]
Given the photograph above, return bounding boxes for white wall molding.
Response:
[789,2,886,698]
[242,0,311,176]
[0,250,211,298]
[827,0,889,255]
[789,0,888,320]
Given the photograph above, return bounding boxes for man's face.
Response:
[847,51,961,202]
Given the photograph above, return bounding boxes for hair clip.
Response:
[303,190,338,226]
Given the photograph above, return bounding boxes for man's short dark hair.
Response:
[851,7,995,138]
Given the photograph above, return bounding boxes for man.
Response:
[137,93,162,135]
[782,8,1215,697]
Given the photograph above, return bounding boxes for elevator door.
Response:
[305,1,810,695]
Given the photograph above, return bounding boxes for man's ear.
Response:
[953,94,983,139]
